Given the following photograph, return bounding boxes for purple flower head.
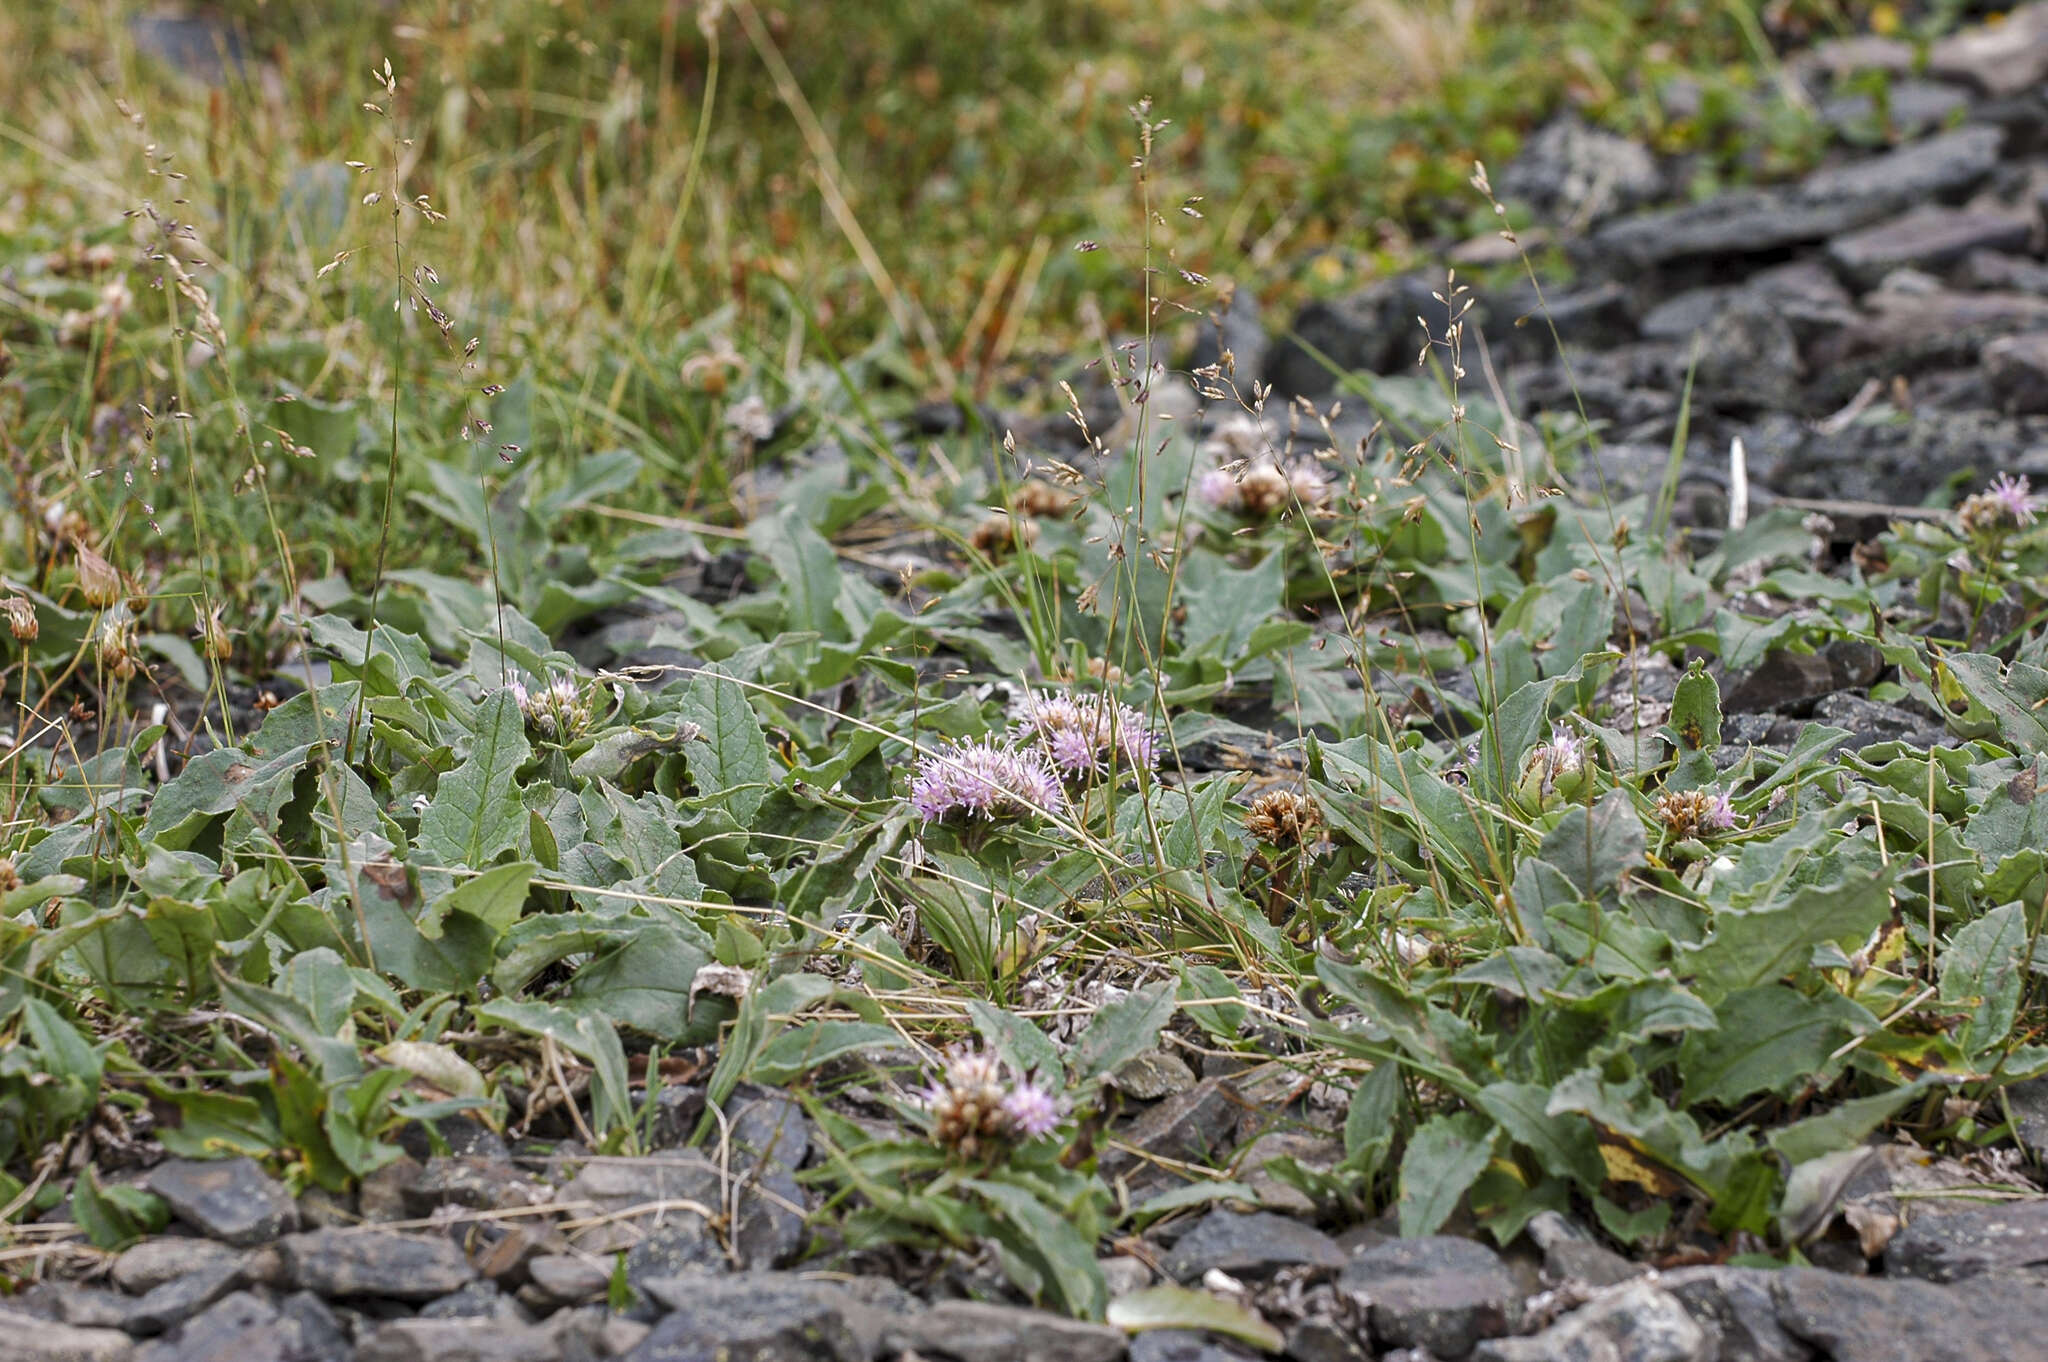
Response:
[908,737,1063,824]
[943,1047,1004,1092]
[1196,468,1238,510]
[1534,730,1584,777]
[1000,1079,1062,1140]
[1013,692,1157,782]
[1990,473,2038,526]
[1701,789,1738,833]
[1288,464,1334,509]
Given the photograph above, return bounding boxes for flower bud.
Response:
[75,545,121,609]
[1,596,37,642]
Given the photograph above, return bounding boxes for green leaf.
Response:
[476,998,633,1134]
[679,666,773,823]
[149,1088,282,1160]
[1941,653,2048,752]
[970,1001,1062,1084]
[1177,965,1246,1045]
[422,861,536,940]
[750,1021,905,1085]
[1126,1180,1262,1229]
[1670,661,1722,752]
[1108,1284,1285,1351]
[72,1165,164,1250]
[1397,1111,1493,1237]
[417,690,530,870]
[1680,861,1895,1000]
[1068,981,1177,1086]
[1678,985,1876,1107]
[279,948,356,1037]
[1940,902,2028,1059]
[1474,1082,1606,1190]
[967,1178,1108,1319]
[1342,1062,1402,1178]
[560,918,719,1043]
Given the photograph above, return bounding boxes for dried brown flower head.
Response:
[1084,656,1124,685]
[1,596,37,643]
[199,608,232,661]
[0,858,18,893]
[1236,464,1292,517]
[970,511,1039,560]
[252,691,282,713]
[1011,480,1076,519]
[1654,787,1737,841]
[75,545,122,609]
[1245,789,1322,847]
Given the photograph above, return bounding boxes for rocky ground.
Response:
[21,6,2048,1362]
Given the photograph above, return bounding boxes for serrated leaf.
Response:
[1670,662,1722,752]
[679,666,773,823]
[1680,861,1895,1000]
[417,690,530,870]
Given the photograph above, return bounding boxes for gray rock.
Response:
[357,1317,561,1362]
[547,1305,653,1359]
[528,1253,612,1306]
[889,1300,1126,1362]
[419,1278,532,1322]
[1722,649,1837,715]
[276,1228,478,1300]
[624,1219,728,1288]
[643,1084,706,1150]
[2007,1076,2048,1161]
[0,1305,135,1361]
[1820,79,1971,142]
[1471,1281,1705,1362]
[1284,1317,1372,1362]
[1498,117,1663,228]
[1826,207,2035,291]
[1338,1236,1519,1358]
[1099,1078,1244,1183]
[633,1272,892,1361]
[111,1238,244,1296]
[733,1162,810,1270]
[144,1158,299,1247]
[1771,1267,2048,1362]
[403,1156,549,1214]
[728,1087,814,1175]
[1590,126,2003,269]
[1129,1329,1256,1361]
[558,1154,724,1254]
[1659,1267,1810,1362]
[1234,1131,1347,1216]
[1160,1210,1346,1282]
[131,1290,346,1362]
[1111,1050,1199,1101]
[1883,1197,2048,1282]
[1984,333,2048,414]
[1959,250,2048,296]
[1539,1240,1642,1290]
[1266,272,1443,396]
[396,1113,511,1163]
[1930,1,2048,98]
[1102,1255,1155,1299]
[1738,406,2048,508]
[1190,283,1270,389]
[359,1156,425,1222]
[1694,292,1802,411]
[1808,285,2048,402]
[121,1259,246,1335]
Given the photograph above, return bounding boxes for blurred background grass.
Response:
[0,0,1881,662]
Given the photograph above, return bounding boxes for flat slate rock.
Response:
[110,1238,245,1296]
[356,1317,561,1362]
[634,1271,893,1362]
[1773,1267,2048,1362]
[1130,1328,1261,1361]
[1882,1197,2048,1282]
[133,1289,348,1362]
[889,1300,1127,1362]
[0,1303,135,1361]
[1472,1281,1705,1362]
[1339,1236,1520,1359]
[144,1157,299,1247]
[276,1228,477,1301]
[1659,1267,1808,1362]
[1160,1209,1346,1282]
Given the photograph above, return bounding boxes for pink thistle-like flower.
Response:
[1701,789,1739,832]
[1013,692,1157,781]
[1533,730,1584,777]
[1287,464,1334,509]
[1000,1080,1062,1140]
[1196,468,1238,510]
[908,737,1063,823]
[1989,473,2038,526]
